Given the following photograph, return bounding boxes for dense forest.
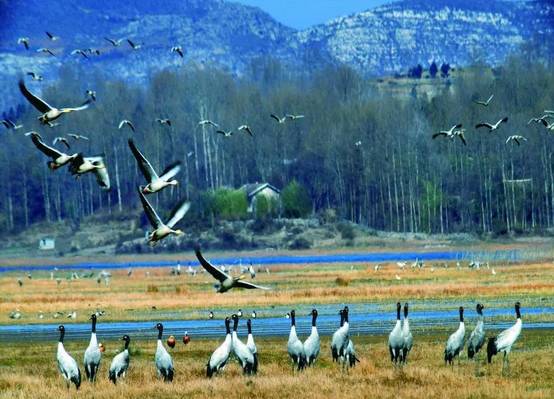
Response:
[1,53,554,236]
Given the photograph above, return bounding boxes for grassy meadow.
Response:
[1,331,553,399]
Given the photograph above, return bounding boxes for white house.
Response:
[241,183,281,214]
[38,238,55,250]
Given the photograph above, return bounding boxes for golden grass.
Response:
[1,331,553,399]
[1,261,554,323]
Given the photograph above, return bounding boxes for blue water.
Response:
[2,306,551,342]
[0,249,522,274]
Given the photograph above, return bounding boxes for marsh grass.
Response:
[1,331,553,398]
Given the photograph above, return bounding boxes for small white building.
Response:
[241,183,281,214]
[39,238,55,250]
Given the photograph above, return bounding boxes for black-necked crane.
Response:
[388,302,404,365]
[445,306,465,366]
[331,306,349,363]
[344,339,360,368]
[231,314,256,375]
[468,303,486,373]
[207,318,233,377]
[19,80,92,125]
[402,303,413,364]
[154,323,174,382]
[287,310,306,371]
[109,335,130,384]
[128,139,181,194]
[487,302,522,375]
[56,325,81,389]
[246,319,258,373]
[83,314,101,382]
[303,309,320,366]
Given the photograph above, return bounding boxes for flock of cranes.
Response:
[432,93,554,147]
[54,301,522,389]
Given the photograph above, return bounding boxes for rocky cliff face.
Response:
[0,0,551,110]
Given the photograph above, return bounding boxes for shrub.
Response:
[335,276,350,287]
[337,222,356,240]
[282,180,311,218]
[288,236,312,250]
[211,188,248,221]
[146,284,159,293]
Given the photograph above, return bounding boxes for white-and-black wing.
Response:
[159,161,181,182]
[194,246,230,283]
[31,132,65,159]
[19,79,54,113]
[128,139,158,182]
[137,188,163,229]
[166,200,190,228]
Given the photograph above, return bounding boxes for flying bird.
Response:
[527,115,552,125]
[36,48,56,56]
[68,133,89,141]
[238,125,254,137]
[286,114,305,120]
[71,49,89,58]
[27,72,43,81]
[199,120,219,128]
[216,130,233,137]
[69,154,111,190]
[156,118,171,126]
[1,119,23,130]
[118,119,135,132]
[19,79,92,124]
[432,124,466,145]
[104,37,123,47]
[29,132,77,170]
[137,188,190,245]
[53,136,70,149]
[45,31,59,41]
[85,90,96,101]
[505,135,527,146]
[17,37,29,49]
[128,139,181,194]
[475,117,508,132]
[270,114,287,124]
[194,245,271,293]
[473,94,494,107]
[127,39,142,50]
[171,46,184,58]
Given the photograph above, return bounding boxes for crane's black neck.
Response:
[91,316,97,333]
[396,304,401,321]
[58,329,65,343]
[291,312,296,327]
[312,312,317,327]
[124,338,130,350]
[225,319,231,334]
[157,326,163,340]
[515,304,521,319]
[339,311,344,327]
[459,307,464,322]
[344,309,349,324]
[247,320,252,334]
[403,304,409,318]
[233,316,239,332]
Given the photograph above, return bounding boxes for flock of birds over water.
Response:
[52,301,523,389]
[3,31,527,390]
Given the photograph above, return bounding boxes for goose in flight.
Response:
[68,133,89,141]
[171,46,184,58]
[46,31,59,41]
[475,117,508,132]
[156,118,171,126]
[527,115,552,125]
[238,125,254,137]
[104,37,123,47]
[53,136,70,149]
[216,130,233,137]
[71,49,89,58]
[137,188,190,245]
[194,245,271,292]
[30,132,77,170]
[505,135,527,146]
[69,154,111,190]
[286,114,305,120]
[118,119,135,132]
[27,72,43,81]
[432,124,466,145]
[199,120,219,128]
[17,37,29,49]
[19,80,92,125]
[36,47,56,56]
[473,94,494,107]
[1,119,23,130]
[128,139,181,194]
[270,114,287,124]
[127,39,142,50]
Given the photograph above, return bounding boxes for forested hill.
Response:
[0,0,553,110]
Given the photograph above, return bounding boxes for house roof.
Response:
[241,182,281,198]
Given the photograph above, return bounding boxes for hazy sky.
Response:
[232,0,389,29]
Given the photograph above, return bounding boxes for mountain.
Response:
[0,0,552,111]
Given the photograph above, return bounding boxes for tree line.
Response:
[1,53,553,236]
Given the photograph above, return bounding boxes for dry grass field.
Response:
[1,331,553,399]
[1,259,554,324]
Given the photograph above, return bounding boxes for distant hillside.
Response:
[0,0,552,111]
